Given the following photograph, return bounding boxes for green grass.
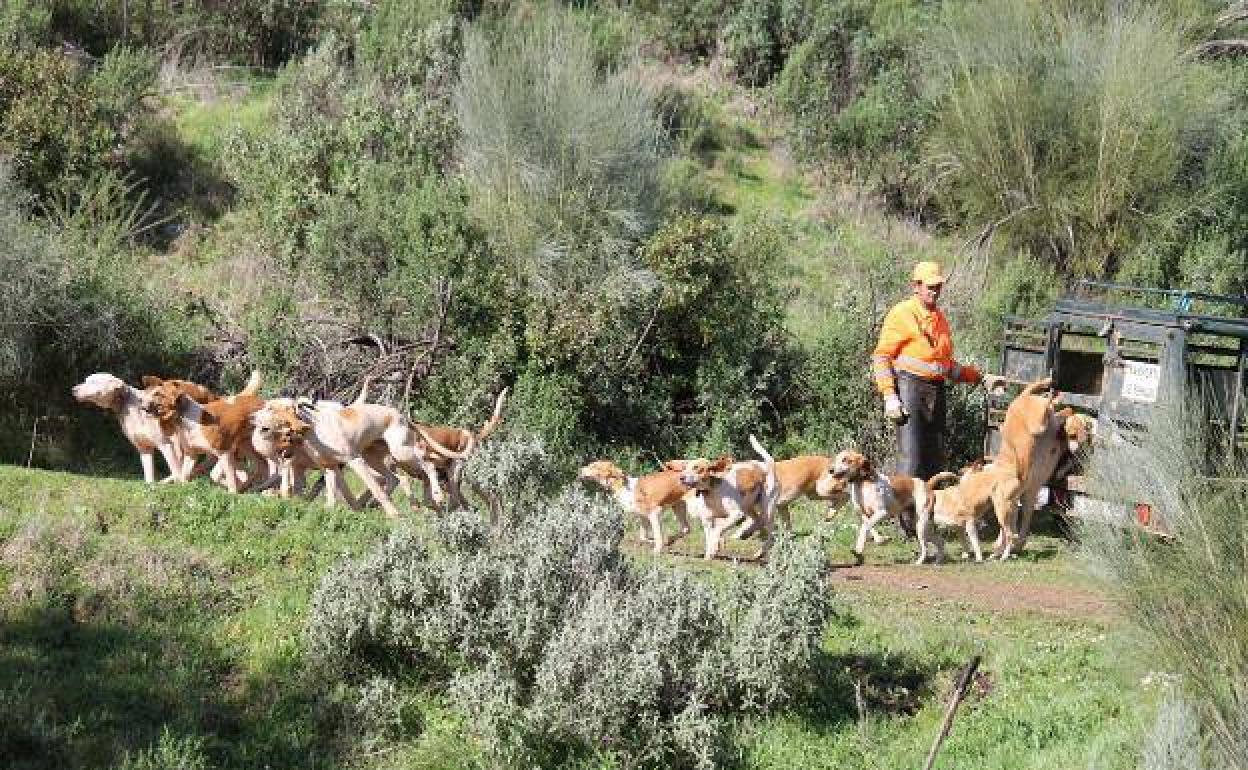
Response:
[168,75,276,160]
[0,465,1147,769]
[0,466,387,769]
[703,119,814,218]
[683,92,981,354]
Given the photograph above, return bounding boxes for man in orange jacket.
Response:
[872,262,1002,490]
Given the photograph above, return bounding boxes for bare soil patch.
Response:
[830,563,1115,620]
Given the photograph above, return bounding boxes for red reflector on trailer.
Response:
[1134,503,1152,526]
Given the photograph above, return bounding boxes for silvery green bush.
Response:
[306,484,834,768]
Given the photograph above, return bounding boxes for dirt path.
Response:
[829,563,1115,620]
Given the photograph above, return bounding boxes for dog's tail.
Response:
[353,377,371,406]
[749,434,780,524]
[927,471,960,490]
[476,387,510,442]
[1021,377,1052,398]
[1018,377,1062,435]
[239,370,262,398]
[415,424,475,459]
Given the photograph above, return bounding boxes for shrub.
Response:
[722,0,816,86]
[305,475,835,768]
[634,0,731,62]
[0,164,190,467]
[454,6,662,302]
[774,1,930,202]
[115,727,211,770]
[1080,402,1248,769]
[0,1,52,50]
[964,252,1062,357]
[218,16,500,401]
[93,45,159,123]
[44,0,326,66]
[923,0,1226,278]
[0,47,116,199]
[627,213,797,453]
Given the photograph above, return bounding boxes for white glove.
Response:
[884,394,909,425]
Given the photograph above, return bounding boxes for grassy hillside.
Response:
[0,465,1147,769]
[6,2,1236,766]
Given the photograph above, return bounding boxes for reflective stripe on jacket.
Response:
[871,297,980,396]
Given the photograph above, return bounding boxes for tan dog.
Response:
[140,376,217,405]
[139,372,265,492]
[993,378,1092,554]
[827,449,927,565]
[749,454,848,530]
[250,402,311,498]
[664,435,779,561]
[71,373,216,483]
[285,398,453,518]
[408,388,509,509]
[732,453,882,545]
[915,465,1019,564]
[252,398,403,509]
[578,460,695,554]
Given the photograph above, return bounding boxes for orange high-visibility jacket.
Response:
[872,297,981,396]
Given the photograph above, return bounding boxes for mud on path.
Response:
[829,563,1115,620]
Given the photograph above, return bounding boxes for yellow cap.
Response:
[911,261,946,286]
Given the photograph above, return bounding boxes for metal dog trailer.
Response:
[984,281,1248,531]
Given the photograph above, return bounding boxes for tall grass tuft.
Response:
[1080,400,1248,769]
[454,6,663,302]
[924,0,1225,278]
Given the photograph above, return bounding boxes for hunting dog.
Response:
[72,373,217,483]
[404,388,509,509]
[663,435,779,561]
[282,396,475,518]
[579,460,696,554]
[251,398,404,509]
[993,378,1092,554]
[732,453,881,544]
[914,464,1016,564]
[139,372,265,493]
[735,454,848,532]
[827,449,927,565]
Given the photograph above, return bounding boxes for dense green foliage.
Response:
[4,0,1243,469]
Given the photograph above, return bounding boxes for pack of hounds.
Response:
[73,371,1090,567]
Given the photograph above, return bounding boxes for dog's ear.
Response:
[1057,406,1074,418]
[663,460,685,472]
[141,375,162,388]
[710,456,733,473]
[861,455,875,478]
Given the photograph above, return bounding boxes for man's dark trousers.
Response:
[894,372,946,536]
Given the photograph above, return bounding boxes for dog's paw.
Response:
[852,550,865,566]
